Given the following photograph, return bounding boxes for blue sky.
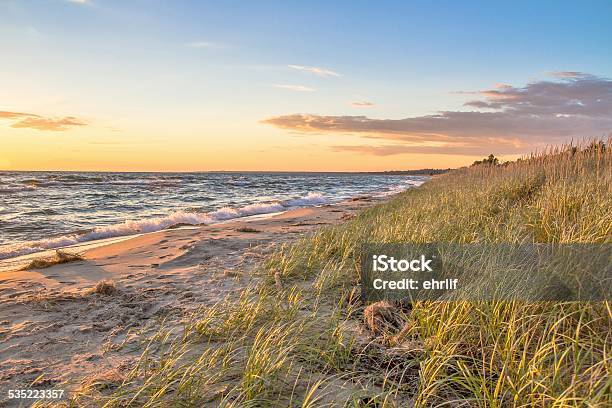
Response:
[1,0,611,171]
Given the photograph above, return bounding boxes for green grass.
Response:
[68,140,610,407]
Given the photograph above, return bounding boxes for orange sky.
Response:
[1,120,495,172]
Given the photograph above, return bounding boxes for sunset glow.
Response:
[1,1,610,171]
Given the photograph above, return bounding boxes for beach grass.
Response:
[69,140,610,407]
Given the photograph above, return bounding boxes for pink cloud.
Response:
[0,111,87,131]
[262,73,612,155]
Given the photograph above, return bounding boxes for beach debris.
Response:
[93,280,117,296]
[351,195,371,201]
[21,250,83,270]
[340,213,355,221]
[363,300,405,335]
[236,226,261,233]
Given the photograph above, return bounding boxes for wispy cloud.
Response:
[0,111,87,131]
[262,73,612,155]
[351,101,375,108]
[0,111,29,119]
[288,65,340,78]
[274,84,315,92]
[186,41,223,49]
[330,143,528,156]
[65,0,90,5]
[547,71,592,78]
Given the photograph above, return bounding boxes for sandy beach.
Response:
[0,196,379,401]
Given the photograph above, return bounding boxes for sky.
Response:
[1,0,611,171]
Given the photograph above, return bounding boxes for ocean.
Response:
[0,171,426,260]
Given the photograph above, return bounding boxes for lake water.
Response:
[0,171,426,259]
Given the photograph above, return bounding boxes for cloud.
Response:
[351,101,375,108]
[262,73,612,155]
[0,111,30,119]
[274,84,316,92]
[0,111,87,131]
[11,117,86,131]
[288,65,340,78]
[186,41,223,49]
[65,0,90,5]
[330,144,528,156]
[547,71,592,78]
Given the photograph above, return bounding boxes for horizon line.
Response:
[0,168,453,174]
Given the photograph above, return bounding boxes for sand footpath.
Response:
[0,196,380,402]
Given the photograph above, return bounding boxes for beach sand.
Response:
[0,196,379,401]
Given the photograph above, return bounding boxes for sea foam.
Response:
[0,192,330,260]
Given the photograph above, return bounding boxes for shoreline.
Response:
[0,193,387,398]
[0,178,424,263]
[0,211,289,273]
[0,182,417,269]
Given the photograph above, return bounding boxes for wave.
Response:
[0,185,37,194]
[0,192,330,260]
[374,178,427,197]
[56,175,106,183]
[282,192,328,206]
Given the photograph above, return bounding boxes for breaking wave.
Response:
[0,192,329,260]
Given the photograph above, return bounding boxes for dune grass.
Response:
[68,140,610,407]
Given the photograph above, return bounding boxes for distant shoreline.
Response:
[0,168,454,175]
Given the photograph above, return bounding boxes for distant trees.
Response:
[469,140,606,167]
[371,169,452,175]
[472,154,499,167]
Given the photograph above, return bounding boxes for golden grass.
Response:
[69,140,610,407]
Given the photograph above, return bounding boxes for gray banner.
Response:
[360,244,611,301]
